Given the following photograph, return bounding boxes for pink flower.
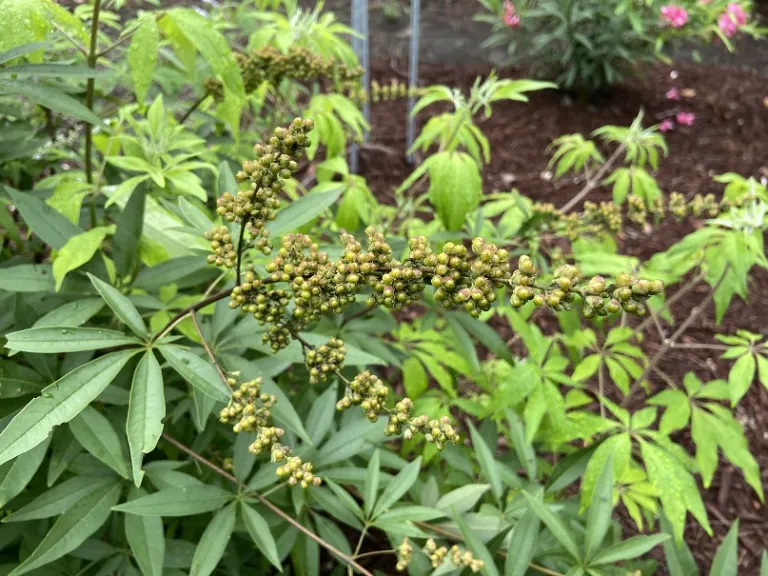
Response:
[661,5,689,28]
[666,88,681,100]
[503,1,521,27]
[676,112,696,126]
[727,2,748,26]
[719,3,748,36]
[659,119,676,132]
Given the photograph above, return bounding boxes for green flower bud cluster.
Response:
[424,539,484,573]
[276,456,321,489]
[335,371,389,422]
[204,225,237,268]
[531,201,622,240]
[212,118,313,258]
[610,272,664,317]
[219,376,295,460]
[688,193,722,219]
[206,46,365,98]
[396,538,414,572]
[369,236,431,309]
[203,76,224,101]
[385,398,460,450]
[304,337,347,384]
[509,258,663,318]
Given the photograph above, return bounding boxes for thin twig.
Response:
[153,289,233,342]
[622,269,728,407]
[560,145,625,213]
[179,92,209,124]
[53,22,88,57]
[190,311,229,385]
[236,218,250,286]
[667,342,729,351]
[160,433,375,576]
[96,26,141,59]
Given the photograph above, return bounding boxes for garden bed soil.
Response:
[352,59,768,574]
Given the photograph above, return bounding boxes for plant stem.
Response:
[179,92,209,124]
[349,526,369,576]
[160,433,375,576]
[236,218,250,285]
[622,268,728,407]
[353,549,395,560]
[85,0,103,229]
[153,289,233,343]
[560,145,624,213]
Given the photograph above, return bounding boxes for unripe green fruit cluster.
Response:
[204,225,237,268]
[336,371,389,422]
[304,337,347,385]
[384,398,460,450]
[212,118,313,257]
[219,376,289,459]
[276,456,321,489]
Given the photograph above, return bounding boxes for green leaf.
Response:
[128,17,159,104]
[0,439,49,508]
[159,345,231,403]
[0,350,136,466]
[268,186,343,237]
[649,390,691,434]
[7,189,82,250]
[581,434,630,512]
[0,41,50,65]
[505,507,540,576]
[761,551,768,576]
[217,161,237,197]
[5,82,102,125]
[53,226,114,291]
[641,441,711,545]
[376,505,446,523]
[757,355,768,391]
[5,326,140,353]
[728,353,755,406]
[9,480,121,576]
[87,274,146,338]
[468,421,503,503]
[690,409,718,489]
[402,357,428,399]
[592,534,670,565]
[190,502,236,576]
[371,457,421,519]
[522,491,581,561]
[2,476,112,522]
[112,486,233,516]
[305,383,337,445]
[112,183,146,279]
[661,515,699,576]
[0,263,55,292]
[127,352,165,487]
[709,520,739,576]
[134,256,210,291]
[436,484,490,515]
[33,298,104,328]
[506,409,536,480]
[124,488,165,576]
[69,406,130,478]
[454,509,499,576]
[363,449,380,518]
[572,354,601,382]
[428,151,481,231]
[585,453,613,560]
[240,502,282,571]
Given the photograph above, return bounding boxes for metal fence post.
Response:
[406,0,421,164]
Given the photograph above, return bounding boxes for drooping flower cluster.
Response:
[276,456,321,488]
[336,371,389,422]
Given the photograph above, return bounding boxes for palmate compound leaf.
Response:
[0,350,138,466]
[10,479,122,576]
[640,440,712,545]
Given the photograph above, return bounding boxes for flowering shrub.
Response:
[475,0,761,92]
[0,2,767,576]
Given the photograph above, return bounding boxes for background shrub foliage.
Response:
[0,1,767,576]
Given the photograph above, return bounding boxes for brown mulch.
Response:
[354,59,768,574]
